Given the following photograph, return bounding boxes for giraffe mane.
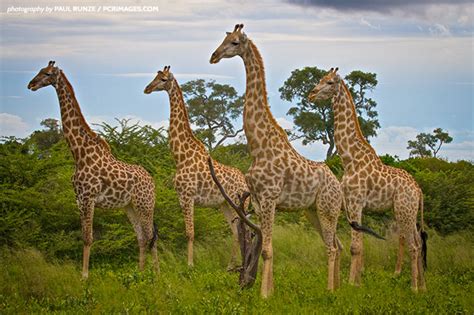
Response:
[172,78,208,152]
[60,71,111,152]
[248,40,294,147]
[340,80,378,157]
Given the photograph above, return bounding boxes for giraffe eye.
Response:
[327,81,334,85]
[161,79,167,82]
[231,41,239,46]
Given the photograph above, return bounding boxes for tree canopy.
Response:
[181,79,244,151]
[407,128,453,158]
[279,66,380,159]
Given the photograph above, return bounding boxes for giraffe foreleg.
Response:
[346,201,364,286]
[79,199,95,279]
[180,197,195,267]
[258,199,276,298]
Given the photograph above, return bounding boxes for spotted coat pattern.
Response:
[210,26,343,297]
[145,67,249,268]
[309,69,426,291]
[28,62,158,278]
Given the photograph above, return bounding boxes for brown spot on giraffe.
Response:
[210,24,343,297]
[309,68,426,292]
[144,66,249,270]
[28,61,159,278]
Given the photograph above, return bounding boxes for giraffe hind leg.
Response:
[125,205,146,271]
[221,204,240,271]
[395,235,405,276]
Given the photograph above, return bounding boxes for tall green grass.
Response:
[1,224,473,314]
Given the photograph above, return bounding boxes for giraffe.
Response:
[210,24,345,297]
[144,65,249,269]
[28,61,159,278]
[308,68,427,291]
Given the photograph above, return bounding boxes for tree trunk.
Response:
[326,140,335,160]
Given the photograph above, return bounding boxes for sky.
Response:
[0,0,472,161]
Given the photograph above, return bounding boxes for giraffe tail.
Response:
[342,198,385,240]
[349,221,386,240]
[149,222,158,250]
[419,192,428,270]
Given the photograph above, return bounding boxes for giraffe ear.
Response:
[226,31,231,35]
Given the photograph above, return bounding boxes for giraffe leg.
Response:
[406,231,419,292]
[79,200,95,279]
[125,206,146,271]
[180,198,195,267]
[346,201,364,286]
[142,220,160,274]
[334,237,343,289]
[395,234,405,276]
[221,205,240,271]
[259,200,276,298]
[305,208,338,291]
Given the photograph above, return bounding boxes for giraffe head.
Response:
[28,61,60,91]
[144,65,174,94]
[210,24,248,64]
[308,67,341,102]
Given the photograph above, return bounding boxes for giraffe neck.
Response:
[167,78,207,164]
[241,40,293,157]
[333,81,380,168]
[55,71,109,161]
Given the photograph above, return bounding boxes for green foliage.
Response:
[394,158,474,234]
[279,67,380,159]
[95,118,172,176]
[181,79,244,151]
[407,128,453,158]
[1,116,473,313]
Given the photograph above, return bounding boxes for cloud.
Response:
[285,0,471,13]
[0,113,30,138]
[370,126,474,161]
[97,72,234,80]
[276,116,295,130]
[441,141,474,161]
[428,23,451,36]
[370,126,420,159]
[360,17,380,30]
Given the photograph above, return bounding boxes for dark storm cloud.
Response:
[285,0,471,13]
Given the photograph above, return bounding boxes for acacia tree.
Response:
[407,128,453,158]
[181,79,244,151]
[28,118,63,151]
[279,67,380,160]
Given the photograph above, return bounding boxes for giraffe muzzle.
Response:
[210,52,220,64]
[27,81,39,91]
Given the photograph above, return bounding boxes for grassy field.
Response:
[1,224,473,314]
